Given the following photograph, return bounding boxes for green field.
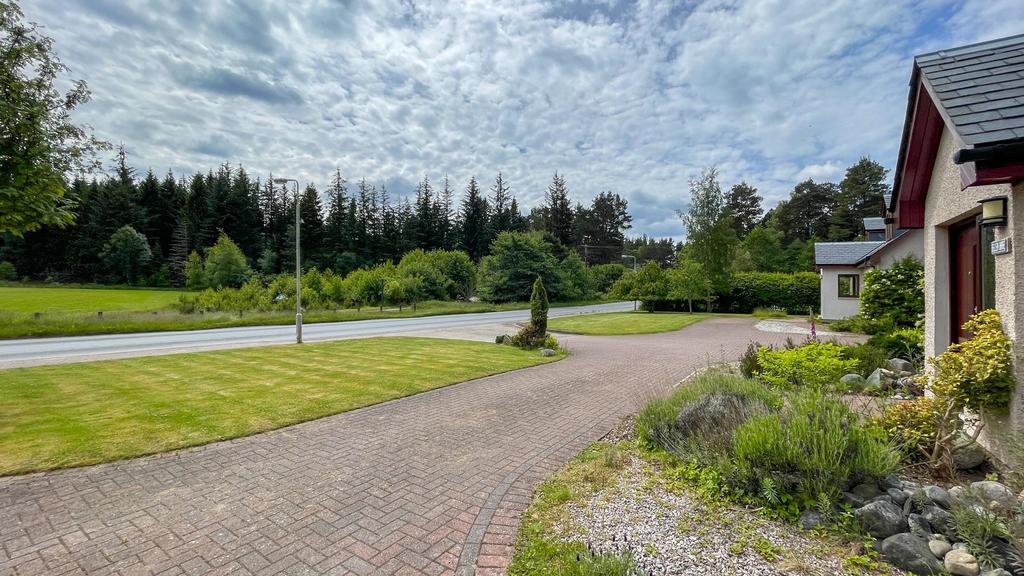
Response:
[547,311,708,335]
[0,337,560,475]
[0,285,606,339]
[0,285,185,313]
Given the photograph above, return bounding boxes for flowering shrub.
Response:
[756,342,857,390]
[860,257,924,326]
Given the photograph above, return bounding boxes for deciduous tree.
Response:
[100,225,151,284]
[679,167,736,292]
[0,2,108,235]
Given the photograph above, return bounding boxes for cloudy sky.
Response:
[21,0,1023,238]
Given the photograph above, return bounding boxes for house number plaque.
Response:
[991,238,1012,255]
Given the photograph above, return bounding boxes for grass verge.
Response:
[0,295,608,339]
[547,311,709,336]
[508,442,638,575]
[0,336,562,475]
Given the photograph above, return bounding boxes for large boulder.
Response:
[953,438,989,470]
[799,509,825,531]
[928,538,952,559]
[852,482,885,501]
[944,548,980,576]
[907,513,931,536]
[881,533,944,574]
[840,373,866,390]
[888,358,915,373]
[888,487,908,506]
[866,368,896,390]
[843,491,868,509]
[970,481,1017,513]
[880,473,903,491]
[920,505,955,539]
[923,485,951,510]
[949,486,968,506]
[672,391,769,443]
[854,500,906,538]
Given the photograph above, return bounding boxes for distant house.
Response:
[814,210,924,320]
[888,34,1024,448]
[815,241,883,320]
[863,217,886,241]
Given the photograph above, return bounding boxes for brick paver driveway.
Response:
[1,317,797,576]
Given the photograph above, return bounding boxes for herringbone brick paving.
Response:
[0,317,796,575]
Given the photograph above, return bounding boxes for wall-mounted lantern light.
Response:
[979,195,1008,227]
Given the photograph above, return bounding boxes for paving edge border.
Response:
[454,366,706,575]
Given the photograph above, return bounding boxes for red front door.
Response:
[950,217,980,343]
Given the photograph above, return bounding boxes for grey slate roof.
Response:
[917,34,1024,146]
[862,217,885,231]
[814,241,884,266]
[856,229,911,263]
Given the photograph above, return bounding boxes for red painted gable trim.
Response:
[973,163,1024,186]
[895,78,944,229]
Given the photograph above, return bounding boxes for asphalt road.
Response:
[0,301,634,368]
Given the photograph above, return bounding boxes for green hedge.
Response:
[719,272,819,314]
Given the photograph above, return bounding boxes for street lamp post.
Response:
[274,178,302,344]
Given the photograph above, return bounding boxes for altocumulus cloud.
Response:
[20,0,1024,239]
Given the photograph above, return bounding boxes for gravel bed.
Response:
[560,459,895,576]
[754,319,841,337]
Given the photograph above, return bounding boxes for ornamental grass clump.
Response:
[636,372,782,454]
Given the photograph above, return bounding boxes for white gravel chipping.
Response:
[754,319,842,337]
[559,460,891,576]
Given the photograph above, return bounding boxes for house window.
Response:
[838,274,860,298]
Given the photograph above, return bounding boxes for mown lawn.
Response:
[0,285,185,313]
[0,337,560,475]
[0,285,607,339]
[548,311,709,335]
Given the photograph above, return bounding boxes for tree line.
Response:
[0,147,636,287]
[603,157,889,313]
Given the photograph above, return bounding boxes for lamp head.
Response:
[979,196,1008,227]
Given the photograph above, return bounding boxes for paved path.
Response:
[0,317,794,576]
[0,302,633,368]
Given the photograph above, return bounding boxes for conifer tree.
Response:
[298,183,324,268]
[439,174,455,249]
[168,212,190,287]
[724,182,762,238]
[460,176,489,261]
[325,168,348,259]
[545,172,574,247]
[489,171,513,237]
